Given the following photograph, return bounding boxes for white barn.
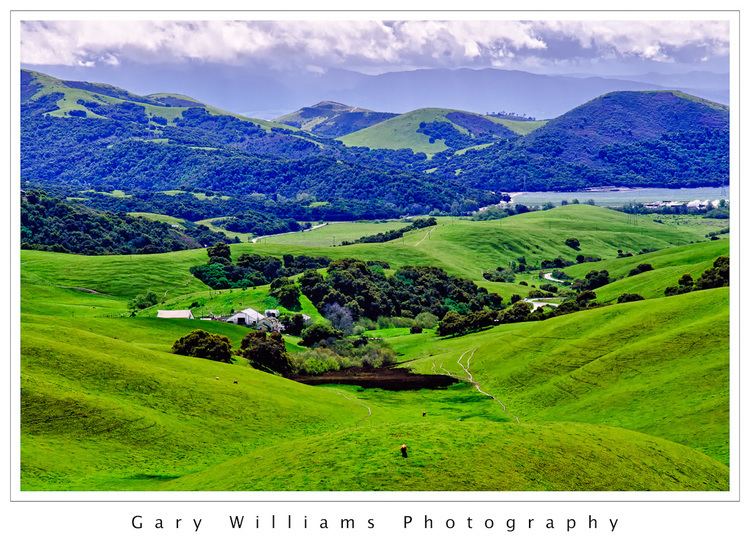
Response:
[157,310,194,319]
[226,308,264,326]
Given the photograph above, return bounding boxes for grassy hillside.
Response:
[568,239,729,303]
[21,206,710,302]
[21,297,728,490]
[19,203,729,491]
[398,288,729,464]
[275,101,397,137]
[21,69,289,130]
[339,108,456,154]
[165,420,726,491]
[21,316,359,490]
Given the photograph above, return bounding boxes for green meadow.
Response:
[20,205,730,490]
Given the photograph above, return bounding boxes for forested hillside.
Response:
[21,191,231,255]
[21,70,729,223]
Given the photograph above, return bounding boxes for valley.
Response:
[17,61,732,493]
[20,205,730,491]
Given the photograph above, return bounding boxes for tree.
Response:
[618,293,644,303]
[269,277,302,310]
[437,311,465,336]
[695,256,729,290]
[278,313,306,336]
[499,301,532,323]
[207,242,231,263]
[564,238,581,250]
[128,290,159,311]
[678,273,695,289]
[628,263,654,276]
[575,290,597,306]
[237,330,291,374]
[300,322,343,347]
[172,330,232,363]
[322,303,354,334]
[414,311,439,329]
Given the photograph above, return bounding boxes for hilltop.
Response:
[338,107,536,155]
[21,70,729,226]
[275,101,397,137]
[21,69,497,221]
[434,90,729,192]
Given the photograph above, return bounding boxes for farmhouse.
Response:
[226,308,264,326]
[157,310,194,319]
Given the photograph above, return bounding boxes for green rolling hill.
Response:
[275,101,397,137]
[21,69,291,130]
[19,205,730,490]
[338,107,543,155]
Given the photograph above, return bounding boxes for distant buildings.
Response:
[157,305,308,333]
[225,308,264,326]
[643,199,721,211]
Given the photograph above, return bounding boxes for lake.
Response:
[512,187,729,207]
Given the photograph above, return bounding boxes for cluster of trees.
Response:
[299,258,504,322]
[190,243,330,289]
[21,190,230,255]
[664,256,729,296]
[172,330,233,363]
[628,263,654,276]
[486,111,537,121]
[482,267,516,283]
[436,300,536,337]
[571,269,611,291]
[341,217,437,245]
[540,256,575,269]
[171,324,397,377]
[620,200,729,217]
[214,211,308,236]
[471,203,531,221]
[268,277,302,310]
[618,293,645,303]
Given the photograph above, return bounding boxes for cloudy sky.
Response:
[22,19,729,75]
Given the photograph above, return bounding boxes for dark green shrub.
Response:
[238,330,291,374]
[618,293,645,303]
[172,330,233,363]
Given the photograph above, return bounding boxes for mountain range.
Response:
[20,69,729,222]
[26,63,729,119]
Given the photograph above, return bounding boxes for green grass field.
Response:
[19,205,730,491]
[127,212,187,227]
[338,108,545,155]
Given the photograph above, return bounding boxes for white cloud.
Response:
[20,20,729,71]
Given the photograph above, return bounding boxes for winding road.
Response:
[251,222,329,244]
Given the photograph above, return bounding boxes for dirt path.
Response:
[332,390,372,418]
[433,349,518,421]
[252,222,329,244]
[543,272,566,283]
[414,227,436,246]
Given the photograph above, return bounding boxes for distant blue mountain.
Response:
[24,62,728,120]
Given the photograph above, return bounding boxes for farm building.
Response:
[157,310,194,319]
[256,316,285,333]
[226,308,264,326]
